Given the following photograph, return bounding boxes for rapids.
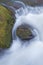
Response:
[0,1,43,65]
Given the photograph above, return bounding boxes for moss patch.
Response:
[0,5,15,49]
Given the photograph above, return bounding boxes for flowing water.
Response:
[0,1,43,65]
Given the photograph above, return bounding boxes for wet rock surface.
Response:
[0,5,15,49]
[0,0,43,6]
[16,25,34,40]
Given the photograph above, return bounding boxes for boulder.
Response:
[0,5,15,49]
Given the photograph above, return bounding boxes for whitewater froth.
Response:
[0,2,43,65]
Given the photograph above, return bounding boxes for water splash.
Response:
[0,1,43,65]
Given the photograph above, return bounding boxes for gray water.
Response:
[0,1,43,65]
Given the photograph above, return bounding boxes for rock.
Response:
[16,25,34,40]
[0,5,15,49]
[0,0,43,6]
[19,0,43,6]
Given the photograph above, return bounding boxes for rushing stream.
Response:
[0,1,43,65]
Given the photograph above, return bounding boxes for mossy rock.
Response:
[16,25,34,40]
[0,5,15,49]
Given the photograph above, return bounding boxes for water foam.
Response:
[0,2,43,65]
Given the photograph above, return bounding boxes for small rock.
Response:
[16,25,34,40]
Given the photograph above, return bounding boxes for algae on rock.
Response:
[0,5,15,49]
[16,25,34,40]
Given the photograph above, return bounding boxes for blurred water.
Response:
[0,1,43,65]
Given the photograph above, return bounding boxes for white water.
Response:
[0,2,43,65]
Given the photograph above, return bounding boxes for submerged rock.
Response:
[16,25,34,40]
[0,5,15,49]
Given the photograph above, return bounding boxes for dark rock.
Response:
[0,0,43,6]
[16,25,34,40]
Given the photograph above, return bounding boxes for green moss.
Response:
[0,5,15,49]
[16,25,33,40]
